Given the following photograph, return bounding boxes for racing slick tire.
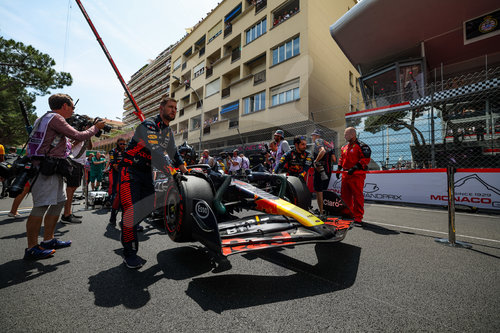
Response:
[163,174,214,242]
[285,176,311,210]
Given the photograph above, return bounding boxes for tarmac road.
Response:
[0,194,499,332]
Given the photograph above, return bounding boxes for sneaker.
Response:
[61,214,82,224]
[123,254,144,269]
[71,212,83,218]
[41,238,72,249]
[8,212,22,218]
[24,245,55,260]
[353,220,364,227]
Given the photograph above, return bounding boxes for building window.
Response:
[244,91,266,114]
[271,78,300,107]
[246,17,267,44]
[208,21,222,43]
[206,78,220,97]
[272,36,299,66]
[173,57,181,71]
[193,61,205,79]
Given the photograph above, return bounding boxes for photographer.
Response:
[310,129,333,217]
[23,93,105,260]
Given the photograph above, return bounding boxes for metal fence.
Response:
[345,66,500,170]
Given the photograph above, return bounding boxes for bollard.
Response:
[435,166,471,248]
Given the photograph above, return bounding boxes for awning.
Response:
[224,3,242,22]
[220,101,239,114]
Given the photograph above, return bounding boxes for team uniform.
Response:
[108,146,124,224]
[273,148,313,178]
[119,115,184,260]
[338,139,371,223]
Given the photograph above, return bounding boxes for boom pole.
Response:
[74,0,145,122]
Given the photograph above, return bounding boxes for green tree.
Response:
[0,36,72,146]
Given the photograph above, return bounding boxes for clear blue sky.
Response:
[0,0,221,121]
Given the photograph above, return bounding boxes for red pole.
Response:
[74,0,145,122]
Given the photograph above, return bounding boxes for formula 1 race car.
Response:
[152,165,354,258]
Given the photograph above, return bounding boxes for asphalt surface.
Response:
[0,192,499,332]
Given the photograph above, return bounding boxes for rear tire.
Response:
[285,176,311,210]
[164,175,214,242]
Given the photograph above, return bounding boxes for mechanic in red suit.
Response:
[336,127,371,226]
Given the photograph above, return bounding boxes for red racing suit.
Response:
[338,139,371,222]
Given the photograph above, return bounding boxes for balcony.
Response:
[231,47,241,62]
[206,66,213,78]
[255,0,267,13]
[221,87,230,98]
[224,23,232,38]
[229,119,239,128]
[254,70,266,85]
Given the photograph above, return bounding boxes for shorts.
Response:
[66,162,83,188]
[31,173,66,207]
[89,172,103,182]
[313,171,331,192]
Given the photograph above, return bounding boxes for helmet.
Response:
[178,141,193,154]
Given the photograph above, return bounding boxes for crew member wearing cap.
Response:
[273,129,290,163]
[337,127,371,226]
[227,149,242,174]
[311,129,332,216]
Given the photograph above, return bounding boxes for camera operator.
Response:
[23,93,105,260]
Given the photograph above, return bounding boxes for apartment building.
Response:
[168,0,361,152]
[122,46,174,127]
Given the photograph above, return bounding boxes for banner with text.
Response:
[328,169,500,211]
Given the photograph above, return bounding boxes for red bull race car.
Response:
[153,165,354,259]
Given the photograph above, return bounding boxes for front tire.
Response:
[164,175,214,242]
[285,176,311,210]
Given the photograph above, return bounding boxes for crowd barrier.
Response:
[327,168,500,212]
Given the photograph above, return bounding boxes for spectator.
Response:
[274,129,290,163]
[199,149,216,168]
[274,135,312,178]
[84,153,93,190]
[61,137,92,224]
[240,152,250,171]
[337,127,371,227]
[228,149,242,175]
[311,129,332,216]
[24,93,105,260]
[90,151,106,191]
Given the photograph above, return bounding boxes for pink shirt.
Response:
[37,113,98,158]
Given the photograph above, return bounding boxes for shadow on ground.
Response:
[185,242,361,313]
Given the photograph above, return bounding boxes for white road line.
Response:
[365,220,500,244]
[365,204,500,219]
